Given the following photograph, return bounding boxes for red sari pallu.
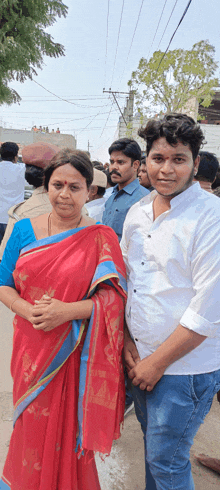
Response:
[1,224,127,490]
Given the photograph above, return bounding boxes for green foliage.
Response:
[0,0,68,105]
[128,41,219,118]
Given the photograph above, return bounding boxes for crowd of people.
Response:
[31,125,61,134]
[0,112,220,490]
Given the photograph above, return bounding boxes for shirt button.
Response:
[135,338,138,342]
[116,209,118,211]
[148,234,151,238]
[134,289,136,293]
[141,262,144,265]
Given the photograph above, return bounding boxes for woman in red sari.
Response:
[0,149,127,490]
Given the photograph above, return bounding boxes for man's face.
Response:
[109,151,139,187]
[146,137,200,198]
[138,163,152,188]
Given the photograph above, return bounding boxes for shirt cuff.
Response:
[180,307,219,338]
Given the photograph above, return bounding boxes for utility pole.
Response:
[88,140,93,154]
[103,89,131,126]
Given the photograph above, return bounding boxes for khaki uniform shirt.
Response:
[0,187,51,260]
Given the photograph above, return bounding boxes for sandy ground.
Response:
[0,303,220,488]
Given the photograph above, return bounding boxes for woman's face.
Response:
[48,163,89,219]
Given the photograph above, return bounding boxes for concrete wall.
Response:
[33,131,76,149]
[200,124,220,160]
[0,127,76,155]
[0,127,33,146]
[118,117,220,160]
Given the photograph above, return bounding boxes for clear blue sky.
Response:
[1,0,220,162]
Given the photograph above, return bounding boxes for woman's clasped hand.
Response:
[31,294,69,332]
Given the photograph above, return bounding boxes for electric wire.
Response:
[118,0,145,85]
[77,112,103,136]
[103,0,110,89]
[157,0,179,49]
[156,0,193,73]
[32,80,108,108]
[146,0,168,60]
[110,0,125,88]
[100,101,114,137]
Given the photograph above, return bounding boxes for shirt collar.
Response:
[113,178,140,195]
[140,182,202,213]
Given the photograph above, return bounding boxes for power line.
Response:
[157,0,179,49]
[77,112,102,136]
[18,95,108,99]
[32,80,108,109]
[110,0,125,88]
[156,0,193,72]
[118,0,145,85]
[146,0,168,60]
[103,0,110,89]
[100,101,114,137]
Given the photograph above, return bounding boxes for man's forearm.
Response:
[128,324,207,391]
[151,324,207,371]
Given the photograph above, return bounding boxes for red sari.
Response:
[1,225,127,490]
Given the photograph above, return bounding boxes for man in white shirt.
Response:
[121,113,220,490]
[0,142,25,243]
[86,168,107,222]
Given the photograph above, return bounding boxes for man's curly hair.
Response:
[138,113,205,161]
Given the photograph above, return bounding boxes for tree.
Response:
[0,0,68,105]
[128,41,219,119]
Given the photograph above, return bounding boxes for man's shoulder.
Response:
[0,160,25,180]
[123,195,148,227]
[190,188,220,222]
[134,184,149,198]
[9,189,51,219]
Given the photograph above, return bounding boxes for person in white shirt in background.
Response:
[103,167,115,202]
[86,168,107,222]
[0,142,25,243]
[0,142,60,260]
[121,113,220,490]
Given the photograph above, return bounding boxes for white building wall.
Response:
[118,117,220,160]
[200,125,220,160]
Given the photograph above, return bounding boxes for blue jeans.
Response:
[131,370,220,490]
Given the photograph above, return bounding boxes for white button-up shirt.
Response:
[120,182,220,375]
[0,160,25,224]
[85,197,106,223]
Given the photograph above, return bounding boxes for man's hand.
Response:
[124,327,140,370]
[128,355,165,391]
[31,295,70,332]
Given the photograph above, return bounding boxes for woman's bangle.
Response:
[10,298,19,312]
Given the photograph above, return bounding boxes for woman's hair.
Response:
[25,165,44,188]
[44,149,93,190]
[138,113,205,161]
